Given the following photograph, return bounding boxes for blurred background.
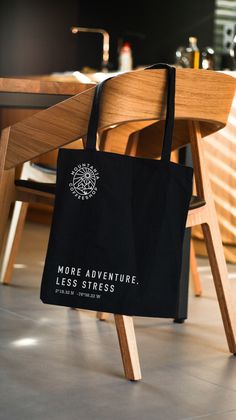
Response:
[1,0,233,75]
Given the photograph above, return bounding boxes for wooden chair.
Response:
[1,68,236,381]
[0,140,85,284]
[0,160,56,284]
[0,77,93,284]
[0,80,200,303]
[190,239,202,296]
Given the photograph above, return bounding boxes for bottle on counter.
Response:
[118,42,133,72]
[186,36,200,69]
[175,45,190,68]
[201,46,215,70]
[175,37,200,69]
[221,37,236,70]
[229,34,236,69]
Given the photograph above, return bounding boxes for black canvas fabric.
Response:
[40,63,193,318]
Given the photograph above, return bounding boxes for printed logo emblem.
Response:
[69,163,99,200]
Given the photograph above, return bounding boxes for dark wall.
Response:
[0,0,79,76]
[0,0,215,76]
[78,0,215,69]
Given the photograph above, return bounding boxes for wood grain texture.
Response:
[5,69,236,170]
[190,240,202,297]
[0,169,16,258]
[188,121,236,354]
[114,315,141,380]
[0,127,10,185]
[99,121,155,156]
[192,100,236,258]
[0,77,93,95]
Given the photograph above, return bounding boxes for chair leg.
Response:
[202,219,236,354]
[190,240,202,296]
[0,201,29,284]
[189,121,236,354]
[0,169,15,260]
[96,312,110,321]
[114,314,141,381]
[174,227,191,323]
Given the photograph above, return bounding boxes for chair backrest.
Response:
[3,69,236,170]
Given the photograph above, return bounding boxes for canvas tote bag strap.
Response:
[86,76,113,150]
[145,63,176,161]
[86,64,176,162]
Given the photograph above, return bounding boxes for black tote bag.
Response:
[40,63,193,318]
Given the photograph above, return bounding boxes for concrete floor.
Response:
[1,222,236,420]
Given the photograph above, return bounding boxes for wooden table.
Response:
[0,76,94,221]
[0,76,93,128]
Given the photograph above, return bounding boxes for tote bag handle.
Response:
[86,63,176,162]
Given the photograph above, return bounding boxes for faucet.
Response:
[71,26,110,71]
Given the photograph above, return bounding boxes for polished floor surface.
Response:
[1,222,236,420]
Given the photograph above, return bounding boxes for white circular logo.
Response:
[69,163,99,200]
